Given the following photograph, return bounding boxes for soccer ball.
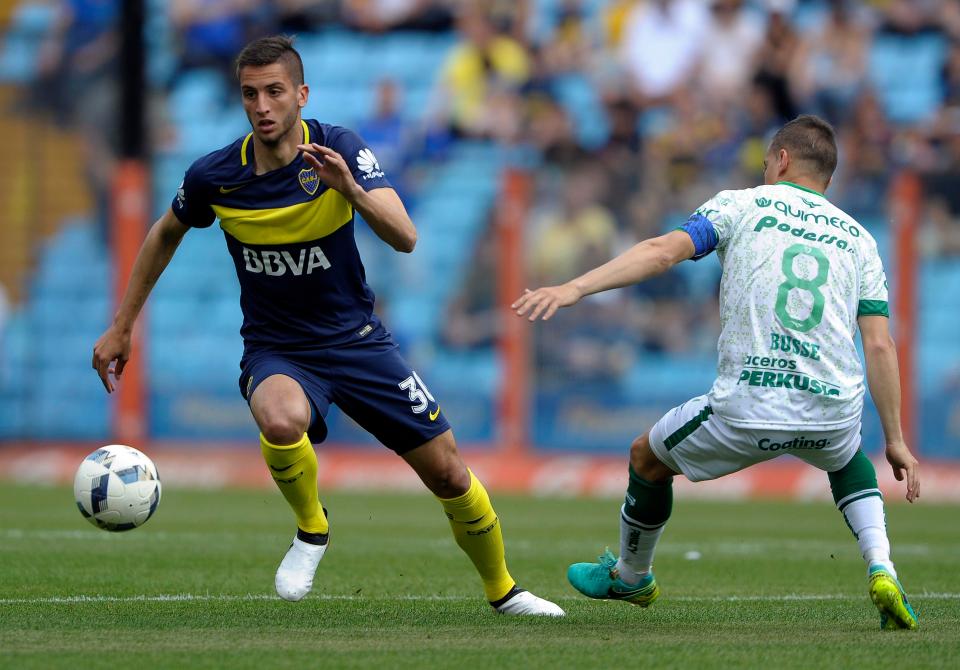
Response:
[74,445,162,531]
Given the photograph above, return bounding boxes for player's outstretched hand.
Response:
[298,143,358,199]
[885,440,920,503]
[92,326,131,394]
[512,284,582,321]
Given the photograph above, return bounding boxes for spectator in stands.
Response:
[619,0,708,106]
[922,197,960,257]
[438,6,531,138]
[646,89,726,196]
[726,79,781,181]
[791,0,870,124]
[525,95,588,168]
[487,0,531,41]
[34,0,120,239]
[941,38,960,105]
[35,0,118,125]
[833,92,893,215]
[273,0,340,33]
[752,0,802,122]
[920,113,960,256]
[938,0,960,41]
[540,0,592,75]
[604,95,642,153]
[170,0,268,88]
[696,0,765,108]
[529,165,617,285]
[342,0,455,33]
[534,295,637,387]
[356,78,415,198]
[876,0,941,37]
[443,233,500,350]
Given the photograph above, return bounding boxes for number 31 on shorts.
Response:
[399,372,435,414]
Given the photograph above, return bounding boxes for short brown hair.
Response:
[236,35,304,86]
[769,115,838,181]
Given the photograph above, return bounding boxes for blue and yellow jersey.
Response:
[172,119,392,350]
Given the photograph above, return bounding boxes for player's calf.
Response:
[828,450,917,630]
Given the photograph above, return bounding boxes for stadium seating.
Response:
[0,1,55,83]
[868,32,947,124]
[2,10,958,456]
[0,222,110,438]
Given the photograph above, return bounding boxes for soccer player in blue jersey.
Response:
[92,35,562,616]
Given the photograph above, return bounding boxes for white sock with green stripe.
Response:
[828,449,895,578]
[840,492,895,578]
[617,507,665,585]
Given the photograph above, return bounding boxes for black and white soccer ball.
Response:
[74,445,162,532]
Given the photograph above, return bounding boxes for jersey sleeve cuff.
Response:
[857,299,889,317]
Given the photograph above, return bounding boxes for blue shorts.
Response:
[238,326,451,454]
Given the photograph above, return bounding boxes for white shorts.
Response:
[648,395,861,482]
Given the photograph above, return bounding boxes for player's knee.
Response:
[430,463,470,499]
[258,407,309,446]
[630,434,672,483]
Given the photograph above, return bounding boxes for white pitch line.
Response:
[0,594,470,605]
[1,593,959,606]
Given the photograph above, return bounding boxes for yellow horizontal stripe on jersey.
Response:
[213,189,353,245]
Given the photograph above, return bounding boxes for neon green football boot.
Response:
[868,564,918,631]
[567,549,660,607]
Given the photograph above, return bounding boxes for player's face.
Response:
[239,64,308,147]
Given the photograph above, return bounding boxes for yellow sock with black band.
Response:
[438,470,515,602]
[259,433,328,535]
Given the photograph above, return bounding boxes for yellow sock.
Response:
[259,433,328,534]
[438,470,515,602]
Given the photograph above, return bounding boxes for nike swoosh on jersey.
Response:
[219,184,247,194]
[429,406,441,421]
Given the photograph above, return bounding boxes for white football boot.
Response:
[491,586,565,616]
[275,525,329,602]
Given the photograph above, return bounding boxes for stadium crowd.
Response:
[434,0,960,385]
[21,0,960,388]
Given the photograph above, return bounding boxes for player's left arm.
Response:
[857,241,919,502]
[299,142,417,253]
[512,230,695,321]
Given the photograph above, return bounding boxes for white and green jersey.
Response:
[681,181,889,430]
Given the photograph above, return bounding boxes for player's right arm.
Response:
[92,209,189,393]
[858,315,920,502]
[512,230,695,321]
[513,190,735,321]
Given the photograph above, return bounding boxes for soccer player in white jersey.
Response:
[513,115,920,630]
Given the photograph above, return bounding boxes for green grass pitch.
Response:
[1,483,958,669]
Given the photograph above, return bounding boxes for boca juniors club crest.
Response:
[298,168,319,195]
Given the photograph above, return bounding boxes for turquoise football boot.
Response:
[567,549,660,607]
